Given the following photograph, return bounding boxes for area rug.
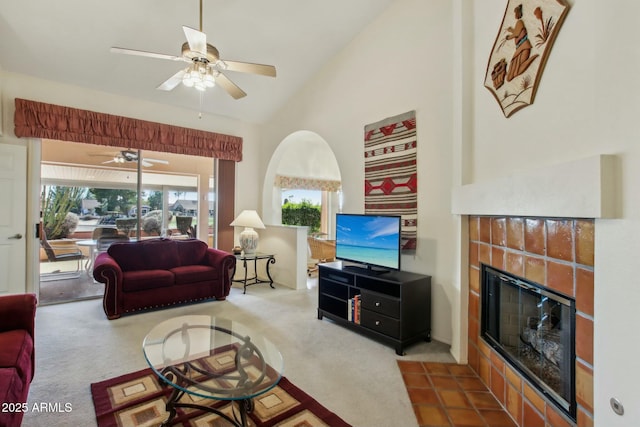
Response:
[91,368,351,427]
[364,110,418,250]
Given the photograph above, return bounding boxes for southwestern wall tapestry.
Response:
[364,110,417,251]
[485,0,569,117]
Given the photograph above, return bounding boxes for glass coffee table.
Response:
[143,316,284,427]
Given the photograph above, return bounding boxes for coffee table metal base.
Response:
[143,318,283,427]
[159,363,254,427]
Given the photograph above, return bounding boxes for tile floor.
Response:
[39,259,104,305]
[398,361,516,427]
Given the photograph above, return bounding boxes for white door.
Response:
[0,143,27,294]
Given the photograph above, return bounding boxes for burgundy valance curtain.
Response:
[14,98,242,161]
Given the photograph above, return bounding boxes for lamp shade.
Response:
[230,210,265,254]
[230,210,265,229]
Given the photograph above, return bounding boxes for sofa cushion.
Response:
[171,265,217,285]
[108,239,182,271]
[0,368,25,425]
[0,330,33,384]
[122,270,175,292]
[175,240,208,266]
[142,240,180,270]
[108,243,147,272]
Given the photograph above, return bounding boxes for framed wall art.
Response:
[484,0,569,117]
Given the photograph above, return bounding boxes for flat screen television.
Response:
[335,213,401,273]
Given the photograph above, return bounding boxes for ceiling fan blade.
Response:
[157,69,186,91]
[144,158,170,165]
[183,26,207,56]
[141,160,153,167]
[215,73,247,99]
[110,47,185,62]
[223,60,277,77]
[88,152,115,158]
[102,159,117,164]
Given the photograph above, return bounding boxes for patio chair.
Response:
[96,234,129,254]
[307,237,336,276]
[91,226,119,240]
[40,229,84,281]
[96,235,130,254]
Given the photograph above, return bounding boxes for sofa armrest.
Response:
[205,248,237,297]
[93,252,122,278]
[0,293,37,336]
[0,293,37,382]
[93,253,124,319]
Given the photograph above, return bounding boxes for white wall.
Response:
[258,225,309,290]
[466,0,640,425]
[259,0,458,354]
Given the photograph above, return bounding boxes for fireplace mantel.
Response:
[452,155,617,218]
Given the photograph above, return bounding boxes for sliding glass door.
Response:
[39,139,218,305]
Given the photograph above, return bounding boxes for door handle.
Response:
[8,233,23,240]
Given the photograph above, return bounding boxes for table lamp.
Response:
[230,210,265,254]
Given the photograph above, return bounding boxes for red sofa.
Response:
[93,239,236,320]
[0,293,37,427]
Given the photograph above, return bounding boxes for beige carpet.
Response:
[23,280,455,426]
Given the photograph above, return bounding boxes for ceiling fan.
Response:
[99,150,170,168]
[110,0,276,99]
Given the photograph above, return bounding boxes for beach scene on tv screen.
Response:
[336,215,400,269]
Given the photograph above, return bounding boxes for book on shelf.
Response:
[348,295,361,324]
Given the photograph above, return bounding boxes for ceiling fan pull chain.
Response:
[199,91,204,119]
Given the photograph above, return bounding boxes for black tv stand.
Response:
[343,264,390,275]
[317,261,431,355]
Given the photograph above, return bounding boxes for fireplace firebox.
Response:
[480,264,576,420]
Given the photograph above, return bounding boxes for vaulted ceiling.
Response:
[0,0,394,123]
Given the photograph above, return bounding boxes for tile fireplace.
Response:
[467,216,594,427]
[481,264,576,419]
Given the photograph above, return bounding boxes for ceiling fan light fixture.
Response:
[182,75,195,87]
[182,77,195,87]
[182,62,216,90]
[204,72,215,87]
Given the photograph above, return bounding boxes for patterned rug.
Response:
[364,110,418,250]
[91,368,350,427]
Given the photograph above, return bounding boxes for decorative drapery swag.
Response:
[274,175,341,192]
[14,98,242,161]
